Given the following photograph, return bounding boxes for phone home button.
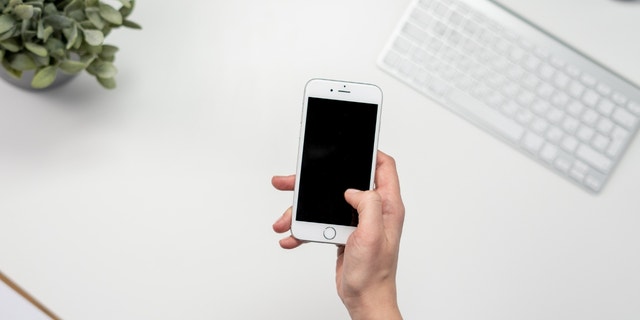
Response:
[323,227,336,240]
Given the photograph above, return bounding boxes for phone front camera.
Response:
[330,89,333,92]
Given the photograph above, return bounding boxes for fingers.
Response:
[374,151,402,200]
[273,207,293,233]
[273,207,304,249]
[279,236,304,249]
[344,189,384,237]
[272,175,296,191]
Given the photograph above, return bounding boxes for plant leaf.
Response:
[0,27,16,41]
[99,44,118,58]
[42,25,53,41]
[59,59,85,74]
[2,59,22,79]
[43,15,74,30]
[85,9,104,29]
[118,0,131,8]
[0,38,21,52]
[99,3,122,25]
[97,76,115,89]
[64,0,83,14]
[63,24,78,49]
[10,53,38,70]
[122,20,141,29]
[31,66,57,88]
[32,53,50,67]
[25,42,48,57]
[87,60,117,78]
[82,28,103,45]
[14,4,35,20]
[0,15,16,34]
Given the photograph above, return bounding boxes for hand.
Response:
[272,151,405,320]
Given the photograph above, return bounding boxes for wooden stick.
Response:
[0,271,61,320]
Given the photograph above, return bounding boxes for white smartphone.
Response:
[291,79,383,245]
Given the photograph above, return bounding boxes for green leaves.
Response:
[31,65,56,88]
[1,0,139,89]
[24,42,47,56]
[82,28,103,46]
[9,52,37,70]
[59,59,86,74]
[87,59,117,78]
[0,15,16,34]
[14,5,35,20]
[99,3,122,25]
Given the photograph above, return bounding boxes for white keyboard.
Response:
[379,0,640,193]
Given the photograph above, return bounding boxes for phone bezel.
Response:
[291,79,383,245]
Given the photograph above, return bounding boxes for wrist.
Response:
[343,285,402,320]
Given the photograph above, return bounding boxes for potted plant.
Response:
[0,0,140,89]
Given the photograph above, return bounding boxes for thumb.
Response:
[344,189,384,235]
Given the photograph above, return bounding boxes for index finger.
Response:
[374,151,401,199]
[272,175,296,191]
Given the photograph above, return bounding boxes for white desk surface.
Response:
[1,1,640,319]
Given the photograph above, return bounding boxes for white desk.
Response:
[1,1,639,319]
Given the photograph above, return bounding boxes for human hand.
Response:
[272,151,405,320]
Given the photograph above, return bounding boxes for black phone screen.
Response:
[296,97,379,227]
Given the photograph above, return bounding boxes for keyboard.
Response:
[379,0,640,193]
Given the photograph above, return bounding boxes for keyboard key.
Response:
[568,81,585,98]
[550,92,570,108]
[515,108,534,125]
[561,136,579,153]
[596,98,615,116]
[546,127,564,144]
[448,91,525,142]
[628,101,640,116]
[585,174,604,191]
[539,64,555,80]
[592,134,610,152]
[546,108,564,124]
[565,64,581,78]
[611,126,630,143]
[540,143,558,163]
[531,117,549,134]
[581,109,599,127]
[522,55,541,72]
[596,83,612,96]
[536,83,555,99]
[582,89,600,108]
[553,72,571,89]
[562,116,580,134]
[576,144,613,173]
[569,160,589,182]
[531,100,550,116]
[393,37,413,54]
[577,125,595,142]
[554,156,572,174]
[612,92,628,106]
[607,139,625,158]
[612,107,639,130]
[580,73,597,87]
[566,101,585,117]
[522,132,544,153]
[596,118,614,135]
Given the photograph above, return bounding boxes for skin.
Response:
[272,151,405,320]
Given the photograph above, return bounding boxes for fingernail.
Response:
[345,188,360,194]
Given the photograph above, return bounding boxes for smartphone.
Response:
[291,79,383,245]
